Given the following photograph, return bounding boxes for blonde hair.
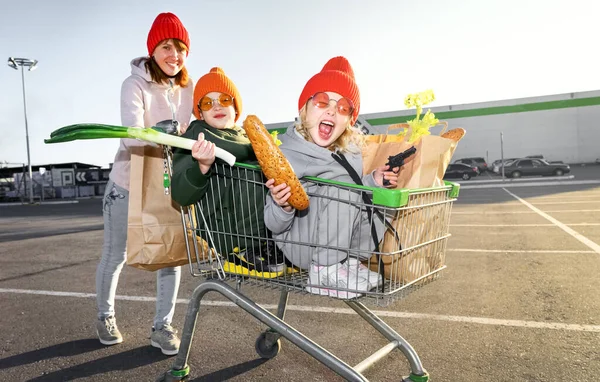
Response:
[295,106,365,154]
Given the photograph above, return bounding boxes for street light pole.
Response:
[8,57,38,204]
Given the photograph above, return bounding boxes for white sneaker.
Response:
[305,262,368,299]
[346,258,383,290]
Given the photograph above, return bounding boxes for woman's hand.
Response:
[374,165,399,188]
[191,132,215,174]
[266,179,294,212]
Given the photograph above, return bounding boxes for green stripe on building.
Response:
[366,96,600,126]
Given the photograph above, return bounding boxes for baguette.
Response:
[441,128,466,142]
[243,115,309,210]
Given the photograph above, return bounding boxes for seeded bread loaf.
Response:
[243,115,309,210]
[441,128,466,142]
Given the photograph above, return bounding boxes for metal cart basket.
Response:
[159,161,459,381]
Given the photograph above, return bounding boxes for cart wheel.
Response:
[402,370,429,382]
[155,366,190,382]
[255,332,281,359]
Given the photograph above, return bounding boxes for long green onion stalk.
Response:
[44,123,236,166]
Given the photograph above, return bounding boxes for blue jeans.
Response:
[96,179,181,329]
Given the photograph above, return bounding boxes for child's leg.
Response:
[347,208,384,289]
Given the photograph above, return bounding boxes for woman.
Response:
[96,12,193,356]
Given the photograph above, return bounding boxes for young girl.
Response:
[171,67,284,276]
[263,56,399,298]
[96,12,192,355]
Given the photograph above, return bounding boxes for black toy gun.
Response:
[383,146,417,186]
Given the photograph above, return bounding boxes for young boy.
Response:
[171,67,283,276]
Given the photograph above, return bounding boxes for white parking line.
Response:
[461,180,600,189]
[503,188,600,255]
[531,201,600,205]
[453,209,600,215]
[451,223,600,227]
[523,195,600,200]
[448,249,595,254]
[1,288,599,333]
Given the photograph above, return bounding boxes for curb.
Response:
[467,175,575,184]
[0,200,80,207]
[461,179,600,189]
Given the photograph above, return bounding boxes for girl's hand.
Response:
[374,165,399,188]
[192,132,215,174]
[266,178,294,212]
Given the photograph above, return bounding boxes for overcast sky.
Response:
[1,0,598,168]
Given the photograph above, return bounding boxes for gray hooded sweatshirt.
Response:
[264,126,385,269]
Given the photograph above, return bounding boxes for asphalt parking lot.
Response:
[1,168,600,382]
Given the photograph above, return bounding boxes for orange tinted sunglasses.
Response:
[198,93,234,111]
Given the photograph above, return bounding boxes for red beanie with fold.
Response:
[298,56,360,125]
[147,12,190,56]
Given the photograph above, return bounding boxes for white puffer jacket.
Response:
[109,57,193,190]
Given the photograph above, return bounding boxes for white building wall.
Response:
[265,91,600,164]
[362,91,600,164]
[426,106,600,164]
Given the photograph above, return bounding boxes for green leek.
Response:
[44,123,236,166]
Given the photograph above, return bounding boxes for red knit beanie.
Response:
[147,13,190,56]
[193,67,243,122]
[298,56,360,125]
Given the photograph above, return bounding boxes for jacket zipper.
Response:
[167,80,176,122]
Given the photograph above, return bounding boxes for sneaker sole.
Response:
[96,330,123,345]
[151,340,179,356]
[305,286,362,299]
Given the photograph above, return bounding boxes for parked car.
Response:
[444,163,479,180]
[502,159,570,178]
[454,157,488,172]
[525,154,563,163]
[491,158,518,173]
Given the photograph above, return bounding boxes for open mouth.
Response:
[318,121,334,140]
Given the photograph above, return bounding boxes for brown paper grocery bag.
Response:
[126,145,189,271]
[370,193,448,284]
[362,122,457,189]
[363,123,456,283]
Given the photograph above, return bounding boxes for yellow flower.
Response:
[404,94,415,109]
[403,90,438,142]
[404,90,435,110]
[270,131,282,146]
[421,109,439,127]
[398,89,440,143]
[421,89,435,105]
[406,118,432,143]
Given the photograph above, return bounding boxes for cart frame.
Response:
[158,162,459,381]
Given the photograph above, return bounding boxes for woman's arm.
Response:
[119,77,155,150]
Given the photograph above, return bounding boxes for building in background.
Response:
[0,162,109,202]
[266,90,600,165]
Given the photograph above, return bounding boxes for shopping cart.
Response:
[158,161,459,382]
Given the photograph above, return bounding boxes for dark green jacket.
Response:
[171,120,265,255]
